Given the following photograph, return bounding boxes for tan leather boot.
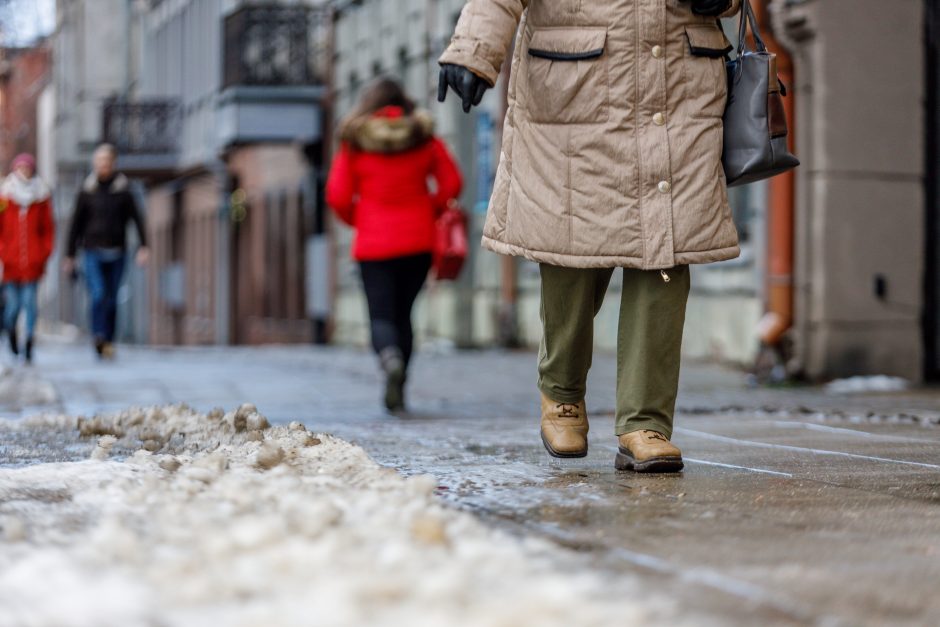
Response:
[540,394,589,458]
[615,430,683,473]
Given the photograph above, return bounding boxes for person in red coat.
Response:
[0,153,54,363]
[326,77,463,412]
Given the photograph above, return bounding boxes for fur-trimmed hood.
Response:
[83,172,130,194]
[339,107,435,154]
[1,173,50,210]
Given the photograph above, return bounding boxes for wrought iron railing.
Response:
[223,6,330,89]
[101,99,181,155]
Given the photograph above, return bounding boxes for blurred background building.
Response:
[0,43,50,169]
[773,0,926,382]
[41,0,330,345]
[0,0,933,383]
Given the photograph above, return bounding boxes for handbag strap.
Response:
[736,0,768,56]
[732,0,788,94]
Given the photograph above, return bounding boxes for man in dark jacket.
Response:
[64,144,149,358]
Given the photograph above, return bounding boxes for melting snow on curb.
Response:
[0,405,651,627]
[825,376,911,394]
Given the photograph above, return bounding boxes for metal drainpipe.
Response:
[425,0,435,107]
[323,3,337,343]
[754,0,798,366]
[212,158,232,346]
[124,0,134,97]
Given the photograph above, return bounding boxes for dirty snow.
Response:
[825,376,911,395]
[0,405,656,627]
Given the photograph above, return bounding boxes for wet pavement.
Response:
[2,339,940,626]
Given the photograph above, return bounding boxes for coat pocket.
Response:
[682,24,732,118]
[525,28,609,124]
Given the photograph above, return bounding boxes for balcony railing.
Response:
[102,99,181,156]
[223,6,329,88]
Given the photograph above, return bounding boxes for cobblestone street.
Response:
[2,340,940,625]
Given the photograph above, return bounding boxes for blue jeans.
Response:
[83,250,126,342]
[3,282,38,339]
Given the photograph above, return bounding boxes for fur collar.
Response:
[340,108,435,154]
[1,173,50,209]
[83,172,130,194]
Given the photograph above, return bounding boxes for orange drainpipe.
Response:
[752,0,797,347]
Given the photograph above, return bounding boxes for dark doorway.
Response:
[926,0,940,380]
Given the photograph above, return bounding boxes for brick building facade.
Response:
[0,45,51,171]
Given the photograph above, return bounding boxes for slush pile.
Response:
[0,405,658,627]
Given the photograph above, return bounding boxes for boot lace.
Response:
[555,402,580,418]
[644,431,668,442]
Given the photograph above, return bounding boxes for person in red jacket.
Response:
[0,154,54,363]
[327,77,463,412]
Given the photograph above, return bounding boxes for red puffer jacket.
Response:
[0,174,55,283]
[326,106,463,261]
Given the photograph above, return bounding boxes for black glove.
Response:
[690,0,732,16]
[437,64,490,114]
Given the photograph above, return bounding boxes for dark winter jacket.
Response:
[66,173,147,257]
[326,106,463,261]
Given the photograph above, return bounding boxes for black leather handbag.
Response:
[722,0,800,187]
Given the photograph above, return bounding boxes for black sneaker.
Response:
[24,338,33,364]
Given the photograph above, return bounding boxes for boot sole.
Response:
[540,431,588,459]
[384,366,406,412]
[615,447,683,473]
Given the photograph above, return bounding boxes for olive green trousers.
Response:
[537,264,690,438]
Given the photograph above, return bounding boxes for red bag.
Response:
[433,202,468,281]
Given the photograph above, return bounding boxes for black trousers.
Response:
[359,253,432,369]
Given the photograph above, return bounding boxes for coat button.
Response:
[653,112,666,126]
[652,45,664,59]
[657,180,672,194]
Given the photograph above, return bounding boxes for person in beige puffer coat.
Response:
[439,0,741,472]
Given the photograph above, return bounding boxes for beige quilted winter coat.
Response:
[440,0,741,270]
